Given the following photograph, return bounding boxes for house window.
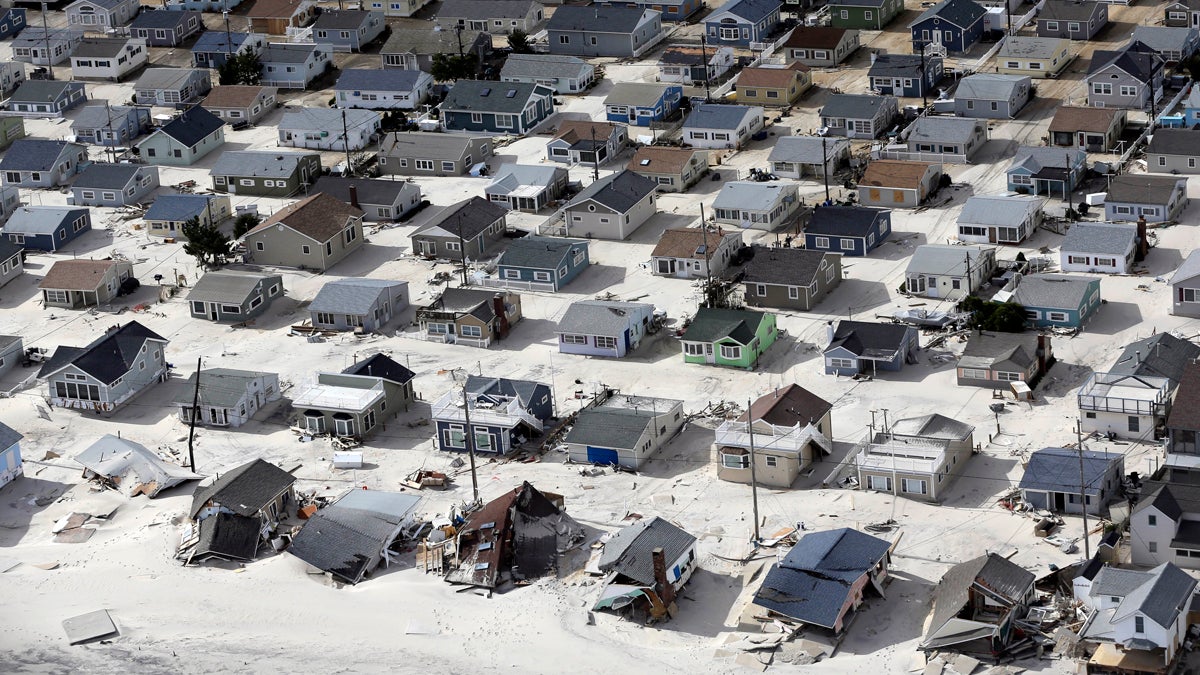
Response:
[316,312,334,324]
[415,159,434,171]
[1119,85,1137,97]
[1011,174,1032,186]
[754,283,766,296]
[720,451,749,469]
[1134,616,1144,634]
[683,343,705,356]
[840,238,855,251]
[828,357,854,369]
[533,271,552,282]
[1048,311,1068,322]
[814,236,829,249]
[1045,20,1059,30]
[996,371,1022,382]
[595,336,617,350]
[1092,82,1112,95]
[460,325,482,338]
[443,425,465,448]
[1149,515,1157,526]
[562,334,588,345]
[719,344,741,360]
[863,10,872,19]
[901,478,927,495]
[1149,541,1158,553]
[1129,416,1140,433]
[255,241,264,251]
[867,475,892,491]
[504,269,521,280]
[302,245,311,255]
[788,286,799,300]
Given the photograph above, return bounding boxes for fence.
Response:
[473,277,557,293]
[873,148,969,164]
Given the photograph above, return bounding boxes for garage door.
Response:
[586,447,619,465]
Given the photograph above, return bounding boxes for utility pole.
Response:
[455,24,465,58]
[223,0,233,61]
[187,356,202,471]
[461,381,479,504]
[821,135,831,203]
[1076,421,1091,560]
[456,216,469,286]
[40,2,53,80]
[700,33,712,103]
[104,101,117,164]
[341,109,353,177]
[590,126,599,183]
[747,397,760,543]
[700,203,713,307]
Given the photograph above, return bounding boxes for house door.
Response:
[925,276,939,298]
[988,227,997,244]
[209,303,218,321]
[587,446,619,465]
[1053,492,1066,511]
[417,240,436,256]
[705,343,715,363]
[1193,12,1199,28]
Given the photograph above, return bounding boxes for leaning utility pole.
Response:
[1076,421,1091,560]
[748,397,760,543]
[461,382,479,504]
[187,357,202,471]
[821,135,831,203]
[40,2,53,80]
[341,109,353,177]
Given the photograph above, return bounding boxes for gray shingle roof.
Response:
[958,331,1038,370]
[905,244,992,276]
[0,139,79,172]
[381,28,485,56]
[260,43,322,64]
[188,270,276,303]
[442,80,548,114]
[548,5,652,33]
[1105,174,1185,206]
[498,235,585,269]
[955,73,1027,100]
[827,320,911,359]
[4,206,87,235]
[684,103,760,131]
[1018,447,1121,496]
[605,82,674,107]
[1130,25,1197,55]
[189,458,296,519]
[334,69,429,92]
[279,108,378,133]
[768,136,850,164]
[143,194,218,222]
[889,413,974,440]
[175,368,273,408]
[72,104,141,132]
[415,195,507,240]
[805,205,887,236]
[1000,36,1069,60]
[209,150,318,177]
[500,53,589,80]
[731,245,831,286]
[1108,332,1200,384]
[1147,128,1200,156]
[309,278,405,315]
[567,170,656,213]
[1010,274,1098,309]
[10,80,82,105]
[958,194,1042,227]
[907,116,983,145]
[192,31,253,54]
[911,0,986,28]
[440,0,539,20]
[288,490,421,584]
[712,181,795,211]
[135,68,207,91]
[565,407,657,450]
[868,53,925,77]
[682,307,767,344]
[597,516,696,587]
[557,300,654,337]
[130,9,196,28]
[1094,563,1197,630]
[74,37,134,58]
[820,93,894,119]
[312,9,375,29]
[1040,0,1103,21]
[0,420,22,451]
[312,176,419,207]
[72,162,141,190]
[1060,221,1136,256]
[1171,250,1200,285]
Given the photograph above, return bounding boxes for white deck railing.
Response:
[431,390,545,432]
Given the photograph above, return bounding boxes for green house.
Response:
[0,117,25,151]
[680,307,777,369]
[829,0,903,29]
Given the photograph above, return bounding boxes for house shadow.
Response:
[795,439,860,490]
[873,231,926,261]
[488,154,522,170]
[835,571,934,657]
[637,424,714,482]
[622,329,688,366]
[821,278,895,318]
[326,243,408,277]
[493,318,560,352]
[59,229,117,257]
[563,263,628,295]
[1037,360,1094,401]
[758,333,804,374]
[660,568,746,638]
[239,296,308,331]
[970,138,1018,165]
[0,274,42,308]
[1085,300,1143,336]
[1141,246,1183,279]
[625,212,696,245]
[940,452,1021,509]
[0,476,73,548]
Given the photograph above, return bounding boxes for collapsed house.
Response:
[443,482,585,589]
[920,552,1037,657]
[593,516,698,621]
[74,434,200,498]
[182,458,297,564]
[288,489,422,585]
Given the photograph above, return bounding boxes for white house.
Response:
[1060,221,1139,274]
[69,37,148,81]
[333,68,434,110]
[278,108,381,151]
[175,368,282,428]
[682,103,764,150]
[1082,563,1196,670]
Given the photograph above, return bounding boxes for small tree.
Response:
[233,213,261,238]
[218,48,263,86]
[430,53,478,82]
[182,217,232,268]
[508,30,532,54]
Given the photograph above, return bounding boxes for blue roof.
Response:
[780,528,892,582]
[716,0,782,23]
[192,31,250,53]
[0,139,77,172]
[144,194,218,222]
[684,103,759,131]
[1018,447,1121,496]
[5,206,88,235]
[334,69,427,92]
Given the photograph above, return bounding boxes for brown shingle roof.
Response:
[1048,106,1123,134]
[201,85,273,110]
[553,120,620,144]
[247,0,307,19]
[651,227,737,260]
[781,26,852,50]
[39,260,120,291]
[1168,362,1200,432]
[737,62,809,89]
[738,383,832,427]
[628,146,705,175]
[250,193,364,243]
[860,160,936,189]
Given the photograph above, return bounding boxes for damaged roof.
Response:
[189,458,296,519]
[288,490,421,584]
[597,516,697,588]
[74,435,201,498]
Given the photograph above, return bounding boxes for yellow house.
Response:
[735,62,812,107]
[996,36,1073,79]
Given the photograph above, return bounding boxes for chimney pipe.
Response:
[348,184,359,210]
[1037,334,1047,374]
[492,293,510,340]
[651,547,676,608]
[826,320,835,346]
[1136,215,1148,262]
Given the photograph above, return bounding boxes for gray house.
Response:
[129,10,203,47]
[957,332,1052,390]
[547,5,665,58]
[1036,0,1107,40]
[1130,26,1200,63]
[0,335,23,378]
[38,321,169,414]
[133,67,212,106]
[210,150,321,197]
[380,28,489,72]
[769,136,851,179]
[437,0,545,33]
[501,54,595,95]
[0,239,23,292]
[731,245,843,312]
[1147,128,1200,175]
[310,9,385,52]
[6,80,86,118]
[137,107,225,167]
[956,194,1044,245]
[1171,251,1200,318]
[377,132,492,177]
[243,193,363,272]
[1086,44,1164,110]
[560,169,658,240]
[411,196,508,260]
[485,164,569,212]
[188,271,284,322]
[259,43,332,90]
[819,93,899,139]
[292,356,416,438]
[71,104,150,146]
[333,69,433,111]
[904,244,996,299]
[12,28,84,66]
[0,139,87,188]
[311,176,422,222]
[1018,447,1123,515]
[1104,174,1188,223]
[308,278,408,332]
[904,116,987,162]
[175,369,281,429]
[953,74,1031,119]
[71,163,158,207]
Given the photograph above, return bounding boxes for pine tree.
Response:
[181,217,232,268]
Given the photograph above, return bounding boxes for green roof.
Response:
[681,307,768,345]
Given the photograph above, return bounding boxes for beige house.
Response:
[39,259,134,309]
[199,85,277,126]
[855,413,975,503]
[242,193,364,272]
[996,37,1073,79]
[716,384,834,488]
[858,160,942,209]
[627,146,708,192]
[735,62,812,107]
[650,227,742,279]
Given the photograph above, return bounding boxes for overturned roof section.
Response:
[74,434,201,498]
[288,489,421,584]
[189,458,296,519]
[922,552,1034,650]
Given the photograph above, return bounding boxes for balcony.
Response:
[1077,372,1170,416]
[855,438,947,475]
[431,390,544,433]
[714,420,829,455]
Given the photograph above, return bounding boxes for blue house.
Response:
[0,421,21,490]
[432,376,554,455]
[909,0,987,54]
[191,31,264,69]
[1007,273,1101,329]
[494,235,590,291]
[1006,146,1086,196]
[868,53,943,98]
[705,0,783,47]
[556,300,656,358]
[604,82,683,127]
[3,206,91,252]
[0,8,27,39]
[823,320,919,376]
[70,104,150,146]
[804,205,891,257]
[440,80,555,135]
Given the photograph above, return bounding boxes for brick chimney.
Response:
[348,184,359,210]
[492,293,510,340]
[651,547,676,607]
[1135,215,1148,262]
[1036,334,1047,374]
